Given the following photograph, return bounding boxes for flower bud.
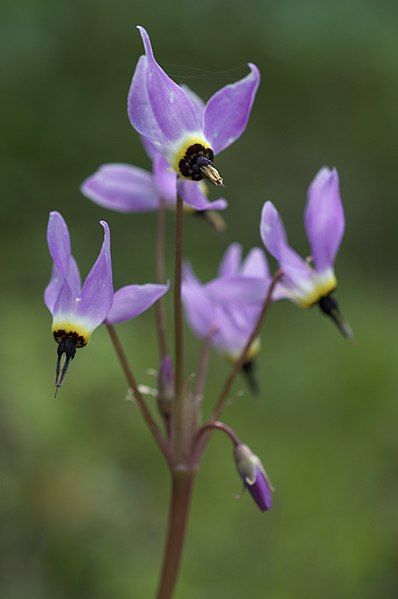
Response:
[234,444,272,511]
[157,355,174,417]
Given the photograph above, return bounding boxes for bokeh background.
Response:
[1,1,398,597]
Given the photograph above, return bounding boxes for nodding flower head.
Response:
[128,26,260,187]
[234,444,273,512]
[260,167,353,338]
[182,244,272,392]
[44,212,168,394]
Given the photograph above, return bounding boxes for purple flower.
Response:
[44,211,168,390]
[260,167,352,337]
[182,244,271,362]
[234,444,272,512]
[128,27,260,186]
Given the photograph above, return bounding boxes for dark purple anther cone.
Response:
[246,466,272,512]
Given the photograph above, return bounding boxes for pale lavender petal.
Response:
[241,248,270,279]
[218,243,242,277]
[44,264,64,313]
[106,283,169,324]
[212,304,250,356]
[305,167,345,271]
[182,270,216,338]
[47,211,72,278]
[260,201,289,262]
[152,153,177,205]
[52,280,74,320]
[76,221,113,328]
[177,179,227,211]
[45,214,81,313]
[204,64,260,154]
[140,135,158,160]
[129,27,202,144]
[205,276,269,305]
[81,164,159,213]
[260,201,312,289]
[181,84,205,117]
[128,55,167,147]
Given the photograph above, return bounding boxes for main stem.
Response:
[156,474,194,599]
[155,198,169,359]
[173,195,185,459]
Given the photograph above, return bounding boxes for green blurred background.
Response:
[1,0,398,597]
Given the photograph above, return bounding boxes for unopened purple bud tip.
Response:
[234,444,272,512]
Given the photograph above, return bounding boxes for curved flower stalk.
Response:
[128,26,260,186]
[182,244,272,391]
[44,211,168,392]
[260,167,353,338]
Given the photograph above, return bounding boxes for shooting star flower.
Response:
[182,244,271,392]
[128,26,260,186]
[44,211,168,393]
[260,167,352,338]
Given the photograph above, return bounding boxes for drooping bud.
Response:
[234,444,272,511]
[318,294,354,340]
[157,355,174,418]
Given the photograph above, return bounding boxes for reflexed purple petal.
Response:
[81,163,159,213]
[140,135,158,160]
[52,280,74,320]
[241,247,270,279]
[205,276,269,305]
[181,84,205,117]
[212,304,253,356]
[47,211,72,278]
[177,179,227,211]
[246,467,272,511]
[45,214,81,313]
[204,63,260,154]
[182,269,216,338]
[128,55,167,147]
[152,154,177,205]
[106,283,169,324]
[76,221,113,328]
[182,261,201,286]
[305,167,345,271]
[260,201,289,262]
[129,27,202,144]
[260,201,311,289]
[218,243,242,277]
[44,264,64,313]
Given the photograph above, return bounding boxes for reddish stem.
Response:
[156,474,194,599]
[106,323,172,465]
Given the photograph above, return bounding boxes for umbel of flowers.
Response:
[44,26,352,599]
